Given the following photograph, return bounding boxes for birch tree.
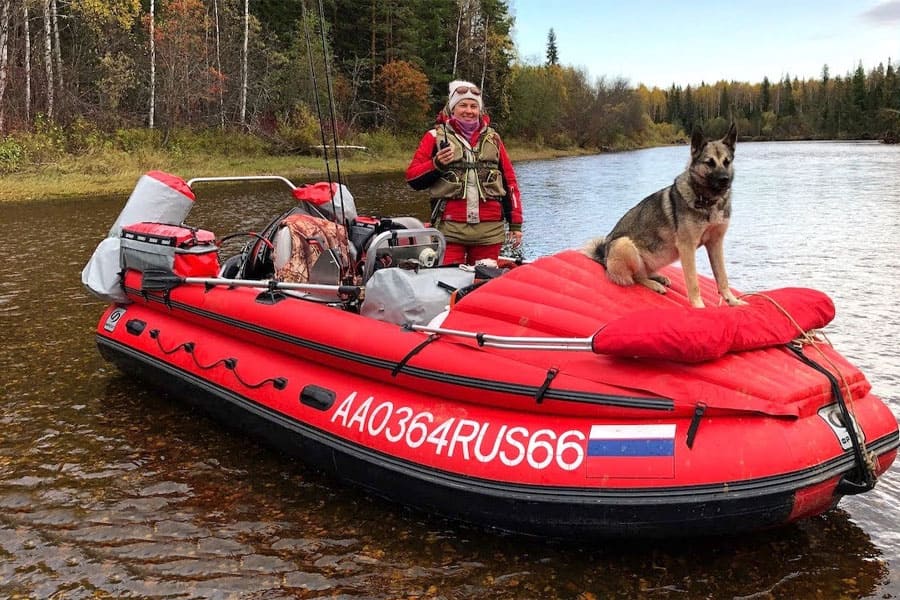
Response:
[212,0,223,128]
[453,0,477,79]
[0,0,9,132]
[149,0,155,128]
[50,0,61,90]
[239,0,247,128]
[480,14,488,90]
[452,1,461,76]
[24,2,31,123]
[42,0,54,119]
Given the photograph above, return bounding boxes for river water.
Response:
[1,141,898,598]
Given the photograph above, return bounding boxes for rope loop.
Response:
[742,291,879,481]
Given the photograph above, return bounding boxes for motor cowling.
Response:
[82,171,197,303]
[108,171,196,236]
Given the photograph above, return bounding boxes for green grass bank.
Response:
[0,128,617,202]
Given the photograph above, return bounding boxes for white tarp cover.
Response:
[108,171,195,236]
[82,171,195,303]
[81,237,128,303]
[361,266,474,326]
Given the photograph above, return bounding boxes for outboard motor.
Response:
[107,171,196,236]
[81,171,196,303]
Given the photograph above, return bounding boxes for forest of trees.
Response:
[0,0,898,173]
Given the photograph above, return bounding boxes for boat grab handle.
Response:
[186,175,298,191]
[408,324,596,352]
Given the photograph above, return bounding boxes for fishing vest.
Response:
[428,126,508,201]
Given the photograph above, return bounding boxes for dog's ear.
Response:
[722,122,737,152]
[690,126,706,157]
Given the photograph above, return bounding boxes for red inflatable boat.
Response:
[84,172,899,538]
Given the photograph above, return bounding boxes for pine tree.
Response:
[780,76,795,116]
[760,76,771,112]
[546,28,558,66]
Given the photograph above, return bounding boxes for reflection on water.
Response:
[1,141,899,598]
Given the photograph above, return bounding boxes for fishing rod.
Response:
[315,0,348,227]
[299,0,343,226]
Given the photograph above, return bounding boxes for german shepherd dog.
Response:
[584,123,745,308]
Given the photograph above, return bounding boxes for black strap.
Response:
[686,402,707,448]
[436,280,457,293]
[535,368,559,404]
[786,343,875,492]
[392,334,439,377]
[429,198,446,224]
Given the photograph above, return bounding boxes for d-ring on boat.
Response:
[83,170,899,538]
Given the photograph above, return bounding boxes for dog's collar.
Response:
[694,194,718,209]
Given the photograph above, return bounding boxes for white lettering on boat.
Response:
[331,392,585,471]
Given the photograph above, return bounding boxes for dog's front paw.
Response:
[649,273,671,287]
[639,278,668,295]
[720,292,747,306]
[690,297,706,309]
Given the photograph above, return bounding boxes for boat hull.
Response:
[84,175,899,538]
[96,294,899,538]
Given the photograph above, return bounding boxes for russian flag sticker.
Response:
[586,424,677,479]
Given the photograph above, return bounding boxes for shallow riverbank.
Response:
[0,143,598,203]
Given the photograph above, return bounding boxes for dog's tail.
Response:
[581,237,607,266]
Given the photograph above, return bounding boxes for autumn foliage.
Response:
[373,61,431,133]
[154,0,215,127]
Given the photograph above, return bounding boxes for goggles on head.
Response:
[453,86,481,96]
